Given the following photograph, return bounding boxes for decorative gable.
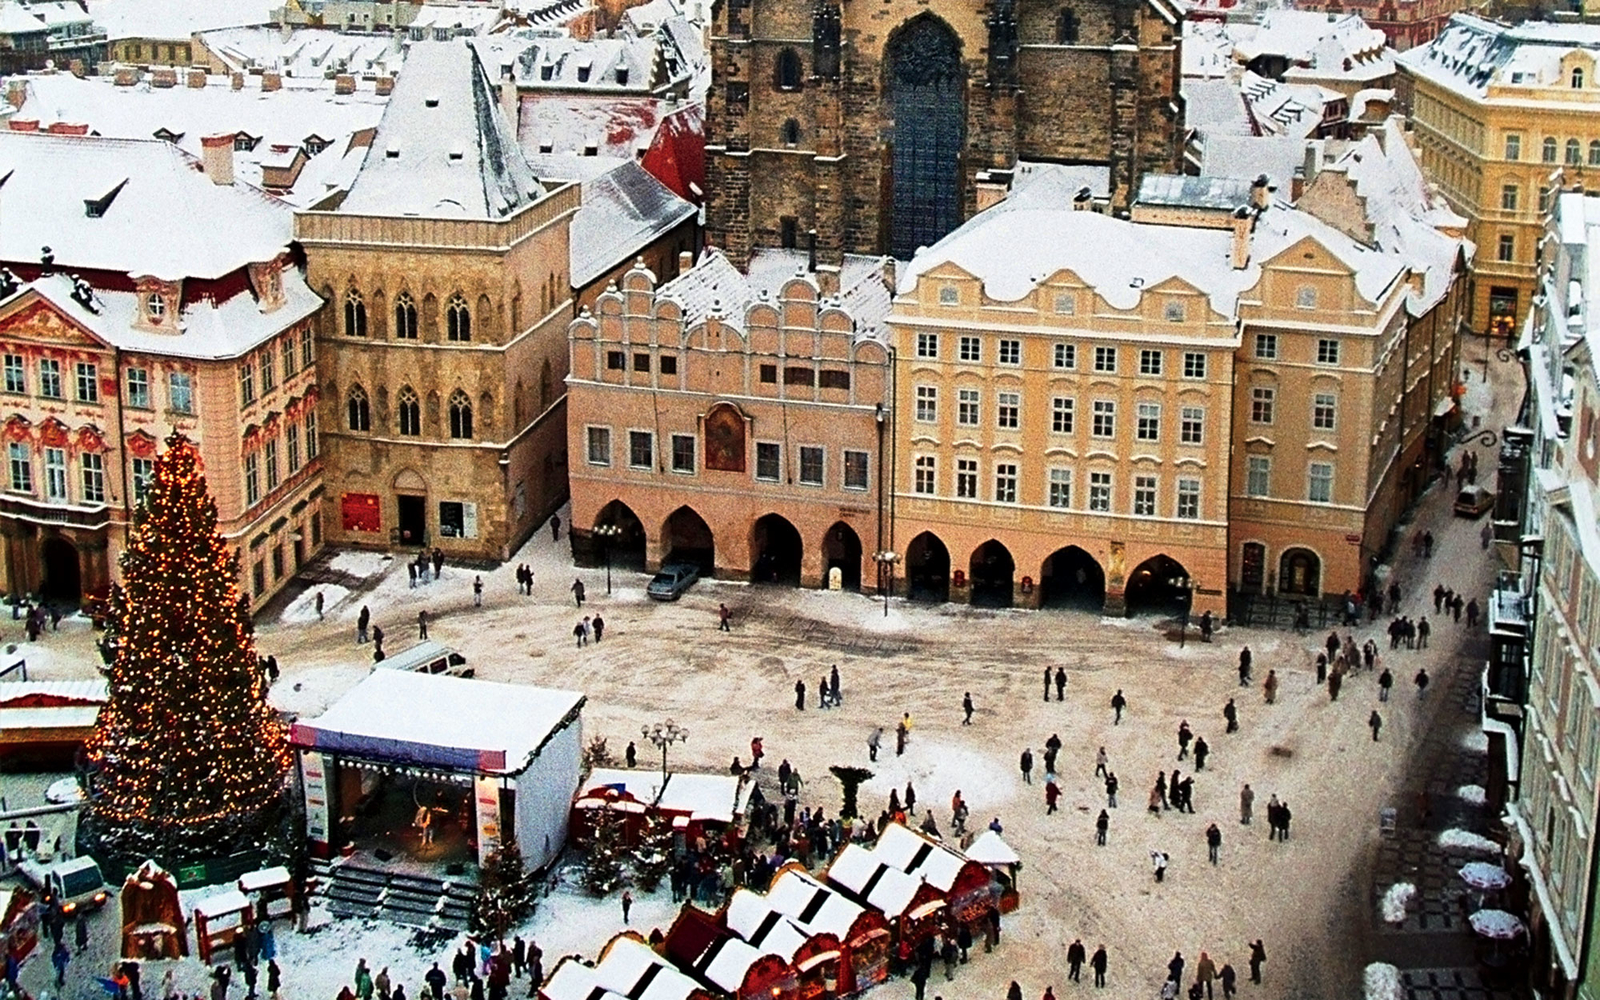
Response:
[130,276,181,333]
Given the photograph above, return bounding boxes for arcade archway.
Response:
[662,506,715,572]
[821,522,863,591]
[1123,553,1192,617]
[40,538,81,604]
[969,539,1015,609]
[904,532,950,602]
[1041,546,1105,610]
[593,500,647,571]
[1279,548,1321,597]
[751,514,802,586]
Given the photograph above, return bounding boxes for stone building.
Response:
[1397,15,1600,337]
[566,249,893,589]
[703,0,1186,269]
[0,130,324,609]
[296,40,578,561]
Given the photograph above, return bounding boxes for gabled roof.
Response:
[1396,13,1600,100]
[766,868,866,940]
[724,889,810,961]
[84,0,276,41]
[341,40,542,220]
[825,843,924,918]
[571,159,694,286]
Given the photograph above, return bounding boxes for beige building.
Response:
[297,40,577,561]
[0,130,324,610]
[1398,15,1600,336]
[566,250,893,589]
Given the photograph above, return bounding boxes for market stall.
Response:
[118,860,187,960]
[541,932,716,1000]
[766,865,890,996]
[872,824,997,934]
[191,890,251,965]
[664,903,798,1000]
[963,830,1021,913]
[725,889,840,1000]
[823,843,943,971]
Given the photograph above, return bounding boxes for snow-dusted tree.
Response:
[473,842,537,939]
[580,806,626,897]
[85,434,290,863]
[629,812,673,892]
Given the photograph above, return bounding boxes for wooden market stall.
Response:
[237,866,294,924]
[664,904,797,1000]
[823,843,944,972]
[765,865,891,996]
[572,769,752,847]
[191,890,252,964]
[963,830,1021,913]
[0,679,105,767]
[541,932,717,1000]
[871,824,998,935]
[724,889,840,1000]
[119,860,187,960]
[0,885,39,966]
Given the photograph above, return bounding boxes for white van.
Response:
[373,641,473,678]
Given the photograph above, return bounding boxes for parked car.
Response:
[373,640,473,678]
[1453,485,1495,518]
[647,562,701,601]
[16,856,109,915]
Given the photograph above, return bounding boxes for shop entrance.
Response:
[396,495,426,547]
[40,538,81,604]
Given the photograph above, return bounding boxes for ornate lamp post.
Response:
[641,719,688,780]
[594,523,621,595]
[875,551,898,617]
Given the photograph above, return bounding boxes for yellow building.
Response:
[1398,14,1600,336]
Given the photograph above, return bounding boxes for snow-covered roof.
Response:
[873,823,968,892]
[572,159,694,286]
[1182,77,1254,138]
[581,936,704,1000]
[1008,161,1111,202]
[198,25,406,80]
[0,131,294,280]
[10,270,323,360]
[1396,13,1600,100]
[582,766,665,802]
[1234,9,1393,83]
[0,679,106,705]
[658,247,894,341]
[825,843,924,918]
[766,868,865,941]
[12,74,386,209]
[0,2,51,36]
[1183,20,1234,79]
[655,772,742,822]
[1201,134,1306,192]
[236,866,289,892]
[963,830,1020,866]
[84,0,277,40]
[192,890,250,918]
[518,93,669,160]
[1138,173,1257,210]
[291,670,584,775]
[409,4,503,34]
[1240,71,1328,139]
[724,889,811,960]
[341,40,542,220]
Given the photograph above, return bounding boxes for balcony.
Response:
[0,493,111,531]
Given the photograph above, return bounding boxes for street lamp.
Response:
[594,523,621,595]
[1172,574,1193,647]
[641,719,688,780]
[875,551,898,617]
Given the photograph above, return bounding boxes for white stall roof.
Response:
[766,868,864,940]
[826,844,923,918]
[696,935,765,991]
[582,767,666,802]
[875,823,967,891]
[725,889,809,961]
[657,773,741,822]
[595,937,703,1000]
[192,890,250,918]
[0,680,107,705]
[237,867,290,892]
[964,830,1020,866]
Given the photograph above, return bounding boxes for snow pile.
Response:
[1460,730,1489,753]
[329,551,391,577]
[1364,962,1404,1000]
[1458,784,1487,805]
[1440,828,1500,854]
[279,583,350,624]
[1379,882,1415,924]
[861,740,1018,812]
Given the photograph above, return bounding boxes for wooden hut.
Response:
[963,830,1021,913]
[724,889,841,1000]
[872,824,997,934]
[541,931,717,1000]
[664,904,797,1000]
[823,843,944,970]
[118,861,187,960]
[765,865,890,996]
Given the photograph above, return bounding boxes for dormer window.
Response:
[540,63,553,81]
[145,292,165,322]
[1574,66,1586,89]
[424,96,440,108]
[577,64,591,83]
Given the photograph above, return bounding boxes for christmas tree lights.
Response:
[85,434,290,863]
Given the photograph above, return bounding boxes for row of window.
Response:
[1244,455,1336,503]
[345,386,475,440]
[1505,132,1600,167]
[585,426,871,490]
[6,443,117,506]
[1,356,199,416]
[345,290,472,341]
[1248,387,1338,429]
[243,412,318,509]
[239,328,316,408]
[605,350,680,376]
[914,335,1216,377]
[910,457,1204,518]
[1252,333,1341,365]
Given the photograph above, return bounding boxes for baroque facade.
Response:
[703,0,1186,269]
[297,40,577,562]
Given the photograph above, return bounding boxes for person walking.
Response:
[621,890,633,925]
[962,692,975,725]
[867,727,882,762]
[1020,748,1034,784]
[1151,850,1168,882]
[357,605,370,644]
[1111,689,1126,724]
[1095,746,1109,778]
[1206,823,1222,865]
[1090,946,1108,988]
[1369,710,1383,741]
[1238,646,1252,686]
[1196,954,1217,1000]
[1177,721,1193,760]
[1104,771,1118,808]
[314,590,325,619]
[1379,668,1393,702]
[417,609,429,640]
[1263,669,1278,704]
[571,578,585,607]
[1223,698,1238,734]
[795,679,807,711]
[1095,809,1109,846]
[1054,666,1067,701]
[472,576,483,607]
[592,613,605,643]
[1467,598,1481,628]
[1415,668,1430,699]
[719,604,731,632]
[51,938,68,987]
[1247,942,1266,984]
[1239,783,1254,825]
[550,514,561,542]
[1045,778,1060,815]
[1067,940,1086,983]
[1194,737,1210,771]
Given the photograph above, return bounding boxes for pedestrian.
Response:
[1206,823,1221,864]
[1417,616,1431,648]
[1238,646,1252,686]
[1151,850,1168,882]
[571,578,585,606]
[418,609,429,640]
[376,968,392,1000]
[1263,669,1278,704]
[1111,689,1126,724]
[1369,709,1383,741]
[1415,667,1430,699]
[820,674,831,709]
[795,679,807,711]
[1104,771,1118,808]
[719,603,731,631]
[592,613,605,642]
[408,562,418,588]
[621,890,632,924]
[426,963,447,1000]
[1199,609,1213,642]
[1095,746,1108,778]
[551,514,561,542]
[905,780,917,815]
[1328,669,1342,702]
[357,605,370,644]
[867,727,882,762]
[1167,952,1184,986]
[1247,941,1265,984]
[313,590,325,619]
[1020,748,1034,784]
[1177,720,1193,759]
[1219,963,1236,999]
[472,576,483,607]
[1043,666,1051,701]
[940,936,957,981]
[625,741,637,768]
[372,623,384,651]
[573,620,586,648]
[910,959,930,1000]
[1467,598,1480,628]
[1239,783,1254,824]
[1315,653,1328,685]
[896,717,909,756]
[51,938,68,987]
[1379,667,1393,701]
[962,692,974,725]
[1223,698,1238,734]
[1067,940,1086,983]
[1045,778,1060,814]
[1095,809,1109,846]
[1423,530,1434,557]
[1148,781,1164,814]
[1006,983,1022,1000]
[1091,946,1108,988]
[268,961,282,1000]
[831,664,841,704]
[1054,666,1067,701]
[1194,737,1209,771]
[1196,954,1217,1000]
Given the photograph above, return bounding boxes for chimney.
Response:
[678,249,693,274]
[4,79,23,109]
[375,74,394,96]
[230,71,244,91]
[334,74,355,95]
[1073,186,1092,211]
[1251,174,1270,211]
[1230,206,1252,269]
[807,230,818,272]
[881,255,897,294]
[112,65,139,86]
[200,133,235,186]
[261,71,281,92]
[1291,166,1306,201]
[6,119,37,132]
[150,67,177,88]
[186,68,206,88]
[1302,142,1320,188]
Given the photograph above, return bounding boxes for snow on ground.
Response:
[1364,962,1404,1000]
[1439,829,1500,854]
[1379,882,1415,923]
[1457,784,1487,805]
[268,663,373,717]
[329,551,393,578]
[278,583,350,625]
[860,739,1019,813]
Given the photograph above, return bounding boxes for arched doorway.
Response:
[662,506,715,573]
[1124,554,1192,617]
[1240,542,1266,592]
[904,531,950,602]
[969,539,1015,609]
[1040,546,1105,610]
[1279,548,1321,596]
[751,514,802,586]
[40,537,80,604]
[594,500,647,571]
[885,15,966,259]
[821,521,863,591]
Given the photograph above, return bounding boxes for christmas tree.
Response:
[579,806,626,897]
[472,843,537,938]
[629,812,673,892]
[84,434,291,863]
